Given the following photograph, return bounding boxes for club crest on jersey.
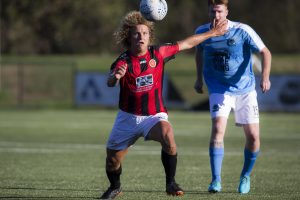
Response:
[227,38,236,46]
[149,59,157,68]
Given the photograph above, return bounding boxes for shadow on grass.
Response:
[0,187,98,199]
[0,187,237,199]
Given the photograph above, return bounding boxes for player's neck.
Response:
[130,48,148,57]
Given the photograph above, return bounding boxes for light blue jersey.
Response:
[195,20,265,95]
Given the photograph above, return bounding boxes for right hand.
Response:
[115,64,127,80]
[194,80,204,94]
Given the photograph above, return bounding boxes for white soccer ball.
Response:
[140,0,168,21]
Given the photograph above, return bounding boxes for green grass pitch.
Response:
[0,110,300,199]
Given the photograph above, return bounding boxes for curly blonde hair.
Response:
[114,11,155,49]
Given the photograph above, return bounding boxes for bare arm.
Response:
[260,47,272,93]
[177,20,227,51]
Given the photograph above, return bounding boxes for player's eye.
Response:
[132,32,140,39]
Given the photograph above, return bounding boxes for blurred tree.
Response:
[246,0,300,53]
[1,0,299,54]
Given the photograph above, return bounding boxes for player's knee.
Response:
[106,157,120,171]
[162,132,177,155]
[162,144,177,155]
[246,130,260,142]
[212,118,226,136]
[212,125,225,136]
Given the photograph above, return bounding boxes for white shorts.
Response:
[106,110,169,150]
[209,90,259,125]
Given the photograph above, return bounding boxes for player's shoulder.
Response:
[114,51,131,63]
[195,23,210,34]
[230,20,258,37]
[111,51,130,69]
[118,51,130,61]
[150,43,178,55]
[150,43,177,49]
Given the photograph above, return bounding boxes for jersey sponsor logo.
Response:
[135,74,153,92]
[149,59,157,68]
[213,51,230,72]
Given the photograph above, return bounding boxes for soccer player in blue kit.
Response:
[194,0,272,194]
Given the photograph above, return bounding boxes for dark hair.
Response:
[208,0,228,7]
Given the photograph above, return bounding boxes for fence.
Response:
[1,61,299,112]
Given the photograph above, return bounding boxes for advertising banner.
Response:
[256,75,300,111]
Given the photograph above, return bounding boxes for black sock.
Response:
[106,165,122,189]
[161,149,177,185]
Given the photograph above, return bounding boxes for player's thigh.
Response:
[209,93,232,138]
[211,116,228,138]
[147,120,174,144]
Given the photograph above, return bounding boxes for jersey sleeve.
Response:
[157,43,179,64]
[109,52,127,75]
[241,24,266,52]
[109,57,127,76]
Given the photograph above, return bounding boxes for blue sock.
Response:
[241,149,260,177]
[209,147,224,182]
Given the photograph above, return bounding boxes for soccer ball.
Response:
[140,0,168,21]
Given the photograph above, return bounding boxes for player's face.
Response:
[129,24,150,56]
[209,4,228,25]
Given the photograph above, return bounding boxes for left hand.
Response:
[194,79,204,94]
[260,78,271,93]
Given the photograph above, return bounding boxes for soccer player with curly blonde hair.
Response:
[100,10,227,199]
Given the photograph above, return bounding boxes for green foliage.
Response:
[1,0,300,54]
[0,110,299,199]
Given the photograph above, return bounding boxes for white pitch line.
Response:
[0,141,104,149]
[0,141,299,155]
[0,147,73,153]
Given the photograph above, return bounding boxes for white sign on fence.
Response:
[75,72,119,106]
[256,75,300,111]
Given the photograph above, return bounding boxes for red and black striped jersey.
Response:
[110,43,179,115]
